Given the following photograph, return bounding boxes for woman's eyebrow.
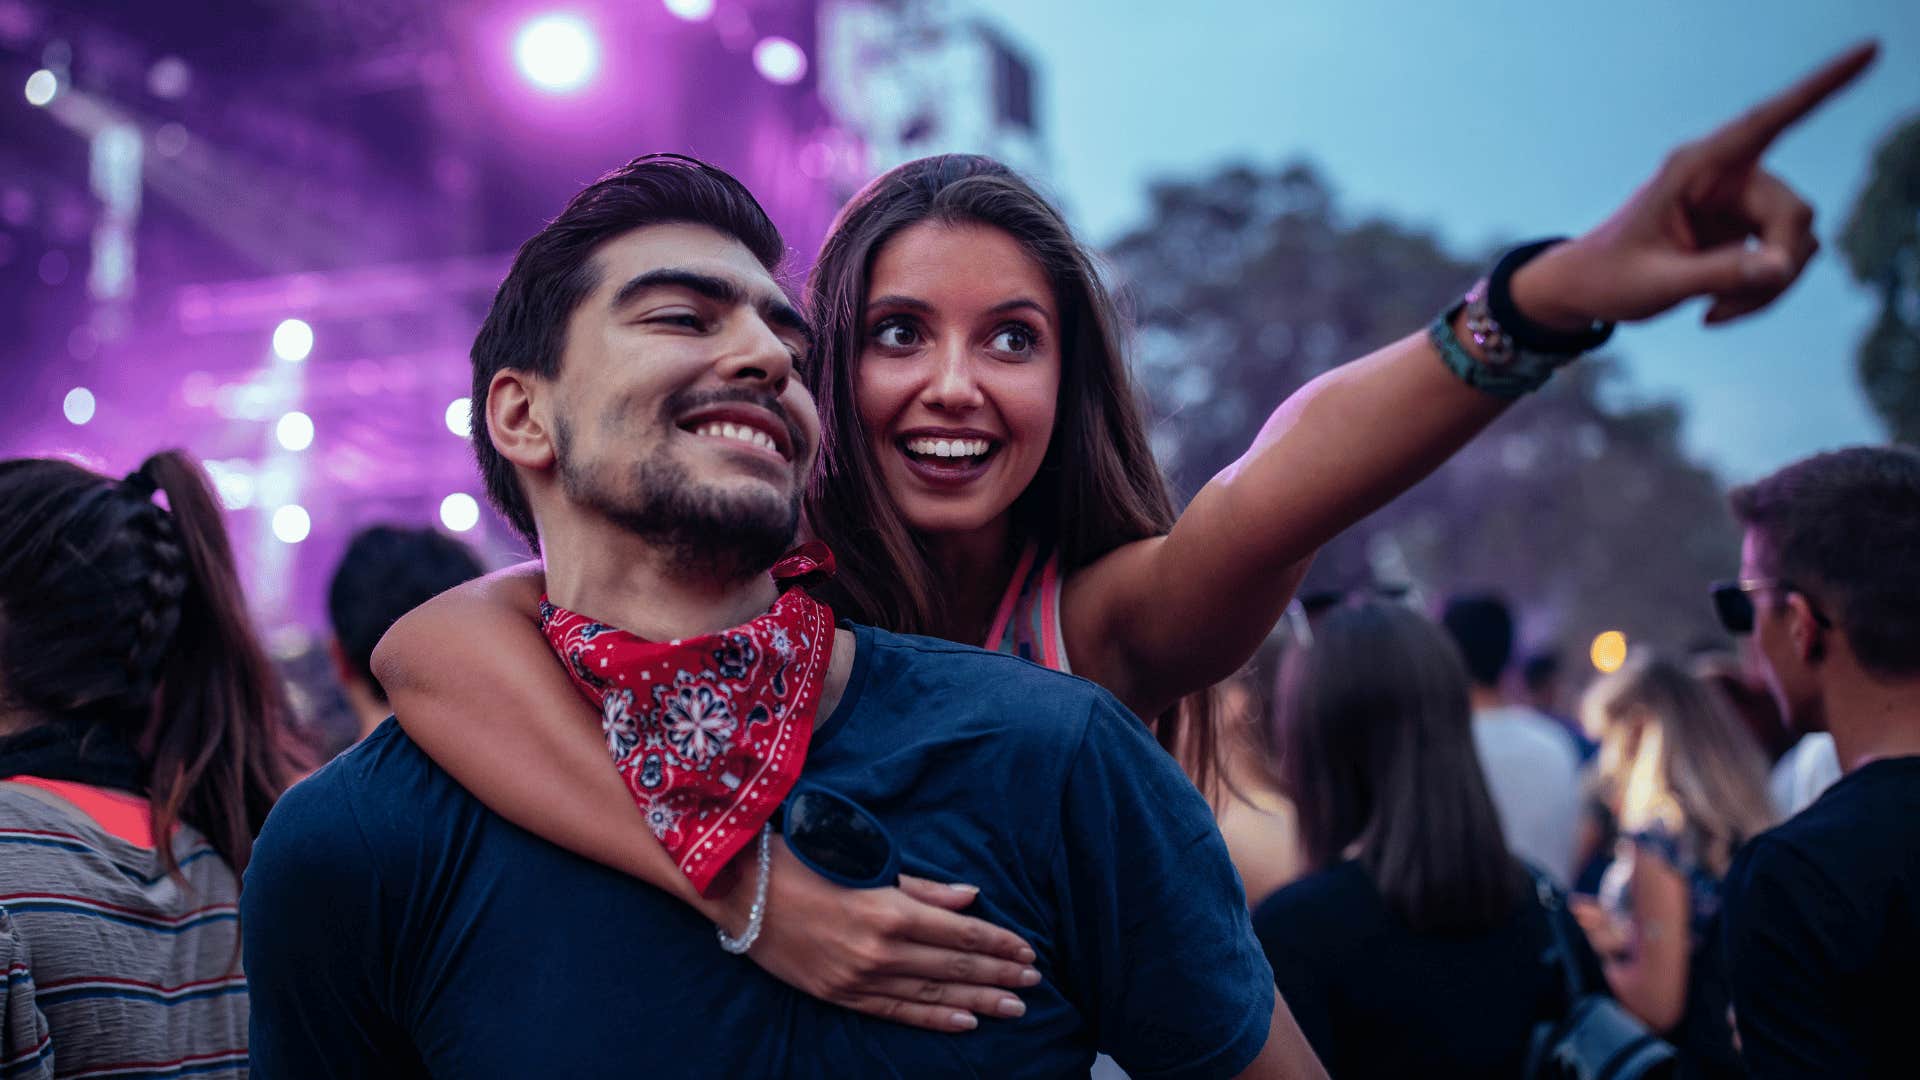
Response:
[864,294,934,314]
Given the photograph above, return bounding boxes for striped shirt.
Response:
[0,782,247,1080]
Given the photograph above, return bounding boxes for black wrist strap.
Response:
[1488,238,1615,355]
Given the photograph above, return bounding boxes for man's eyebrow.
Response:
[610,268,742,311]
[612,267,812,346]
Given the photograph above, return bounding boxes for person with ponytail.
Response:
[0,451,306,1079]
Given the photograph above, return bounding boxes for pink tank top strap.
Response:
[982,541,1071,673]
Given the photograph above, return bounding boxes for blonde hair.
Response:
[1582,656,1774,877]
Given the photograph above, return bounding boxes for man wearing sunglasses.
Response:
[1714,445,1920,1077]
[240,157,1320,1078]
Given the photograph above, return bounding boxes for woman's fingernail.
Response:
[952,1012,978,1030]
[1019,967,1042,986]
[1017,946,1036,964]
[997,997,1026,1017]
[949,882,979,895]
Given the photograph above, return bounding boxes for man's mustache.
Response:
[664,387,809,459]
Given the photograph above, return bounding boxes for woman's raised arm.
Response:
[371,563,1041,1032]
[1069,43,1876,719]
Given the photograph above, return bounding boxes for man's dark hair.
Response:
[470,154,787,547]
[1729,445,1920,680]
[1441,592,1514,688]
[327,525,486,702]
[1521,650,1560,694]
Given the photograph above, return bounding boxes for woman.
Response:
[0,452,306,1077]
[1572,657,1774,1078]
[1215,645,1304,908]
[373,49,1870,1030]
[1251,599,1606,1077]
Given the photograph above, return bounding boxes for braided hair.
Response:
[0,450,305,878]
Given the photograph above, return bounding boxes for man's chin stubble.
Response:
[557,433,803,582]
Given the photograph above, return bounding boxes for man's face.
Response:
[544,223,819,577]
[1740,529,1825,734]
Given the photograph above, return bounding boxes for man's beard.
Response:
[555,415,801,583]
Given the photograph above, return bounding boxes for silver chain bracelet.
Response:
[716,823,773,955]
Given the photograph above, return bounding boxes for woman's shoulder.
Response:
[1252,861,1381,939]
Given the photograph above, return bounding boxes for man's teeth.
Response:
[694,422,779,455]
[904,437,993,459]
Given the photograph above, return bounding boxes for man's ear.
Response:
[1786,593,1826,664]
[487,370,557,472]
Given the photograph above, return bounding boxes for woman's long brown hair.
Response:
[803,154,1222,796]
[0,451,306,879]
[1273,600,1526,933]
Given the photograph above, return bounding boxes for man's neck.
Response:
[541,516,779,640]
[1469,684,1507,714]
[1821,670,1920,774]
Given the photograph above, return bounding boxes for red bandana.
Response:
[540,543,837,898]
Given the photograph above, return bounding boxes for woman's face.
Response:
[854,222,1062,540]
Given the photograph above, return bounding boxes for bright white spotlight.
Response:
[63,386,95,425]
[445,397,472,437]
[272,318,313,362]
[271,505,311,544]
[24,69,56,107]
[206,460,256,510]
[276,411,315,452]
[663,0,714,20]
[752,37,807,85]
[514,14,600,93]
[440,493,481,533]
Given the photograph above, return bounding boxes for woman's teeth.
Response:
[694,422,779,455]
[903,437,993,459]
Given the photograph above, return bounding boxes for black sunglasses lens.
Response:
[787,791,890,882]
[1712,585,1754,634]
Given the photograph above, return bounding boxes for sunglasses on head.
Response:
[1708,578,1833,636]
[781,781,899,889]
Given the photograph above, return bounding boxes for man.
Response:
[242,155,1319,1078]
[325,524,485,745]
[1521,649,1596,763]
[1718,446,1920,1077]
[1442,594,1582,885]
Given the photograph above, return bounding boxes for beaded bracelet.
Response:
[1430,301,1554,400]
[717,824,773,955]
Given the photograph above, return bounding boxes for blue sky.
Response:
[973,0,1920,481]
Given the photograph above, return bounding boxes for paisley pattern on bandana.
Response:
[539,543,837,898]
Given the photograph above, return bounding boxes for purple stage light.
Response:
[272,318,314,362]
[152,123,189,158]
[147,56,191,100]
[23,68,55,107]
[62,387,95,426]
[445,397,472,437]
[205,461,256,510]
[514,14,599,93]
[37,249,68,285]
[752,37,806,85]
[276,411,315,452]
[663,0,714,21]
[440,493,481,533]
[271,505,312,544]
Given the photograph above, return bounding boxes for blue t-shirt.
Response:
[242,624,1274,1078]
